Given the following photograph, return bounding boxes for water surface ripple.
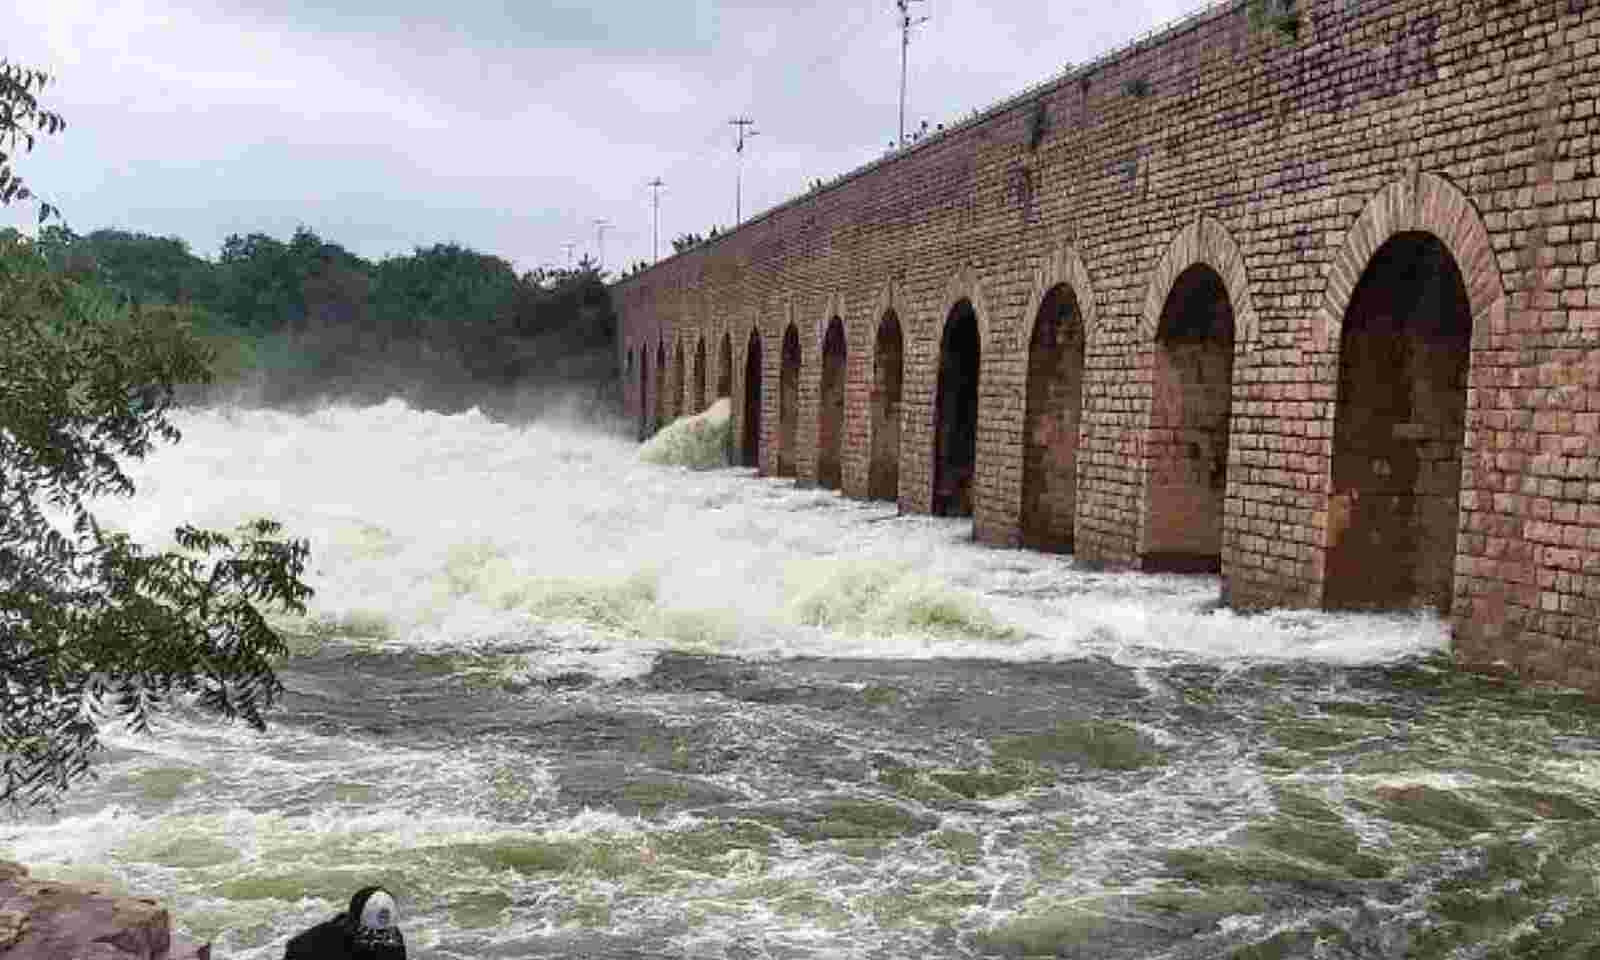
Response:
[6,401,1598,959]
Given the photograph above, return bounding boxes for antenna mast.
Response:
[896,0,929,148]
[729,116,759,224]
[647,177,666,262]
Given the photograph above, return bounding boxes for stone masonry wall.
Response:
[613,0,1600,694]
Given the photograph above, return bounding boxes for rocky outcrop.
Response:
[0,861,210,960]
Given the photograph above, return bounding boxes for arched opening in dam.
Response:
[932,300,980,519]
[743,329,763,469]
[671,341,686,422]
[1141,265,1235,574]
[717,331,733,400]
[654,341,668,433]
[692,337,707,414]
[779,324,801,478]
[817,316,847,490]
[1022,284,1087,553]
[870,310,903,503]
[635,349,647,440]
[1326,232,1472,614]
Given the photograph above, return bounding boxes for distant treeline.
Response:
[14,224,620,420]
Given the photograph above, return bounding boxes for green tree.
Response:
[0,66,314,810]
[0,60,64,223]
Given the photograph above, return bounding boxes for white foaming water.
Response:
[3,399,1464,959]
[86,399,1447,676]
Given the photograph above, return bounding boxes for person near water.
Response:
[284,885,407,959]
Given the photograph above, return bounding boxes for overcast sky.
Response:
[4,0,1202,275]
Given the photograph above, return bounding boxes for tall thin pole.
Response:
[729,116,758,224]
[593,218,611,272]
[897,0,928,147]
[647,177,665,262]
[561,241,576,268]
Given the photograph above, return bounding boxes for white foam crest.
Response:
[89,401,1445,673]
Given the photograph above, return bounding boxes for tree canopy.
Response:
[0,63,314,810]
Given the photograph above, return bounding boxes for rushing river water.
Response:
[6,399,1600,959]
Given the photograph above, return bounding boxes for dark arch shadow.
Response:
[933,300,980,519]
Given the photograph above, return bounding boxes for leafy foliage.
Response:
[0,60,65,223]
[0,67,313,811]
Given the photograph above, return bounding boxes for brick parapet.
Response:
[613,0,1600,692]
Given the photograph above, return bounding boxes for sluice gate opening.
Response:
[1326,232,1472,615]
[1022,285,1086,553]
[671,342,686,422]
[1141,265,1235,574]
[870,311,903,504]
[717,332,732,400]
[817,317,847,490]
[692,338,707,414]
[743,330,763,469]
[933,300,980,519]
[654,341,667,434]
[779,324,801,478]
[635,349,648,440]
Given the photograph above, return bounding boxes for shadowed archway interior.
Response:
[1325,232,1472,614]
[692,338,707,414]
[870,310,903,503]
[817,317,847,490]
[1142,265,1235,573]
[1022,284,1086,553]
[654,341,667,432]
[933,300,980,519]
[742,330,762,469]
[670,342,685,422]
[717,332,733,400]
[779,324,801,478]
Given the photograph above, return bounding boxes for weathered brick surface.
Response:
[614,0,1600,693]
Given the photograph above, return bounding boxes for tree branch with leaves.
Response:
[0,60,65,223]
[0,64,314,811]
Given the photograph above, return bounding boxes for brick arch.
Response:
[928,264,993,522]
[1313,171,1503,354]
[1021,242,1103,353]
[939,263,995,352]
[865,277,906,504]
[1138,216,1257,351]
[735,311,765,471]
[1015,242,1100,553]
[1134,216,1251,569]
[692,331,708,413]
[816,291,849,349]
[815,293,850,490]
[868,278,899,329]
[864,277,904,379]
[778,312,804,478]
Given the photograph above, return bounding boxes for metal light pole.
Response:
[897,0,928,148]
[729,116,758,224]
[647,177,665,262]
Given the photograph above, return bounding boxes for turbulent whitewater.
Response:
[5,399,1600,959]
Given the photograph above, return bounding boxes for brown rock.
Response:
[0,860,211,959]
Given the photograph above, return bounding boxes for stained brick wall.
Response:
[614,0,1600,693]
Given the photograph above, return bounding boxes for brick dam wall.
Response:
[612,0,1600,692]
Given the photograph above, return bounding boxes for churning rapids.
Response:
[6,399,1600,959]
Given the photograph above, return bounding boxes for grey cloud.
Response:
[2,0,1207,275]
